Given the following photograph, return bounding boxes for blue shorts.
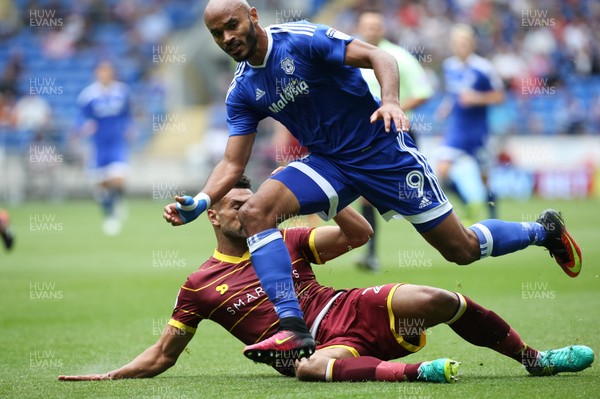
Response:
[93,144,128,169]
[88,144,129,182]
[271,133,453,233]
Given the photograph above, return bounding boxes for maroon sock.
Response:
[495,328,540,367]
[448,294,538,364]
[331,356,422,382]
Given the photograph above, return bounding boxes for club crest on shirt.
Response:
[281,57,295,75]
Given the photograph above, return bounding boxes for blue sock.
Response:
[469,220,546,259]
[247,228,303,319]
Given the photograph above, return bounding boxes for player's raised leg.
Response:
[239,177,314,363]
[419,210,548,265]
[419,208,582,276]
[376,133,582,276]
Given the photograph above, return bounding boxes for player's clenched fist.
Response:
[163,193,211,226]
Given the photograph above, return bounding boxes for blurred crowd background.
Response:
[0,0,598,203]
[332,0,600,137]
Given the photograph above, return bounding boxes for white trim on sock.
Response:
[247,230,282,253]
[325,359,336,382]
[446,293,467,325]
[471,223,494,258]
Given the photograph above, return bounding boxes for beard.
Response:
[226,17,258,62]
[222,226,248,242]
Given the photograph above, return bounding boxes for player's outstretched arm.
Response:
[312,206,374,263]
[163,134,256,226]
[58,325,193,381]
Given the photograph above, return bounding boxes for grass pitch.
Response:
[0,197,598,398]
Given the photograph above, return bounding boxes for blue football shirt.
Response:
[78,81,132,148]
[442,54,503,154]
[225,22,390,160]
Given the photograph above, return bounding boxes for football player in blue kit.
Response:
[163,0,582,364]
[435,23,504,223]
[78,61,133,236]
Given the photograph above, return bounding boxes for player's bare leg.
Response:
[420,211,480,265]
[420,208,582,276]
[391,284,594,376]
[238,179,315,364]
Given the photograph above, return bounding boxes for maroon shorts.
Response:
[314,283,426,360]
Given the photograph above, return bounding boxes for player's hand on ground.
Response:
[370,103,410,133]
[58,373,112,381]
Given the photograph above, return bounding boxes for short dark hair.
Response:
[233,175,251,189]
[209,175,251,210]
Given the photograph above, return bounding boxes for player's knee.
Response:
[237,202,257,225]
[238,202,273,233]
[444,251,477,265]
[416,286,458,320]
[349,230,373,250]
[400,285,458,326]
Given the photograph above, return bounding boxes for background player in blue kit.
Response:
[163,0,582,364]
[78,61,133,236]
[435,24,504,223]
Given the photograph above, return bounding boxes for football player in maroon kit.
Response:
[59,177,593,383]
